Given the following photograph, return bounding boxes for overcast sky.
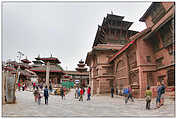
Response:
[2,2,151,70]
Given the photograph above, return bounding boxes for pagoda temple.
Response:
[75,59,88,87]
[86,13,138,95]
[30,55,64,87]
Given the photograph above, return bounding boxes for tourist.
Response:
[156,82,161,108]
[49,84,52,93]
[116,87,118,95]
[18,82,21,91]
[87,87,91,101]
[38,93,42,105]
[33,87,39,102]
[79,87,84,101]
[33,82,36,90]
[83,87,85,95]
[60,87,64,100]
[145,86,152,110]
[75,87,78,99]
[123,87,129,104]
[111,87,114,98]
[127,86,134,102]
[44,86,49,105]
[77,87,81,99]
[160,81,165,106]
[22,83,25,91]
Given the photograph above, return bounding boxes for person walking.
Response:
[116,87,118,95]
[123,87,129,104]
[22,83,25,91]
[60,87,64,100]
[33,87,39,102]
[79,88,84,101]
[156,82,161,108]
[87,87,91,101]
[33,82,36,90]
[77,87,81,99]
[18,82,21,91]
[145,86,152,110]
[160,81,165,106]
[44,86,49,105]
[111,87,114,98]
[75,87,78,99]
[127,86,134,102]
[38,93,42,105]
[49,84,52,93]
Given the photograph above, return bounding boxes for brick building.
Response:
[86,14,138,94]
[86,2,175,98]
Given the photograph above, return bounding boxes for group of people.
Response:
[110,81,166,110]
[111,86,134,104]
[145,81,166,110]
[17,82,27,91]
[75,86,91,101]
[33,85,49,105]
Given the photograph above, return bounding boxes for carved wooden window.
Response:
[150,36,160,52]
[155,57,164,68]
[128,52,137,70]
[167,69,175,86]
[151,2,166,24]
[146,56,151,63]
[147,72,154,86]
[158,75,165,83]
[159,20,173,47]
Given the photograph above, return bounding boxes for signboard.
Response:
[75,80,80,84]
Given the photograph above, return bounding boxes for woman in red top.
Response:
[79,88,84,101]
[87,87,91,101]
[18,82,21,91]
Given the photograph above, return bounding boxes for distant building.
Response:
[65,70,89,87]
[30,56,64,87]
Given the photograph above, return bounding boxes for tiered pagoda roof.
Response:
[75,59,87,72]
[21,58,31,64]
[30,64,64,74]
[35,57,61,64]
[93,13,138,47]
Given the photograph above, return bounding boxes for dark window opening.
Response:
[146,56,151,63]
[155,57,164,68]
[167,69,175,86]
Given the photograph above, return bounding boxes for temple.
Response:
[86,13,138,94]
[30,55,64,87]
[86,2,175,98]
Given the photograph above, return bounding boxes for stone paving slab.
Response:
[2,89,175,117]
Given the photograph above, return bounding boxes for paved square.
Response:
[2,89,175,117]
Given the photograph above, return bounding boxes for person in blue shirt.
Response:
[44,86,49,105]
[160,81,166,106]
[156,82,161,108]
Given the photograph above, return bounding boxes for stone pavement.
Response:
[2,89,175,117]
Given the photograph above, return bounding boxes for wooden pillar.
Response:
[46,62,50,88]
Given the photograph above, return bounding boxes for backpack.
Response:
[146,96,151,101]
[123,88,129,94]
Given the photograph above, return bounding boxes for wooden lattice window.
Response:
[155,57,164,68]
[167,69,175,86]
[146,56,151,63]
[147,72,154,86]
[159,21,173,47]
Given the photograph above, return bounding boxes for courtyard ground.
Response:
[2,89,175,117]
